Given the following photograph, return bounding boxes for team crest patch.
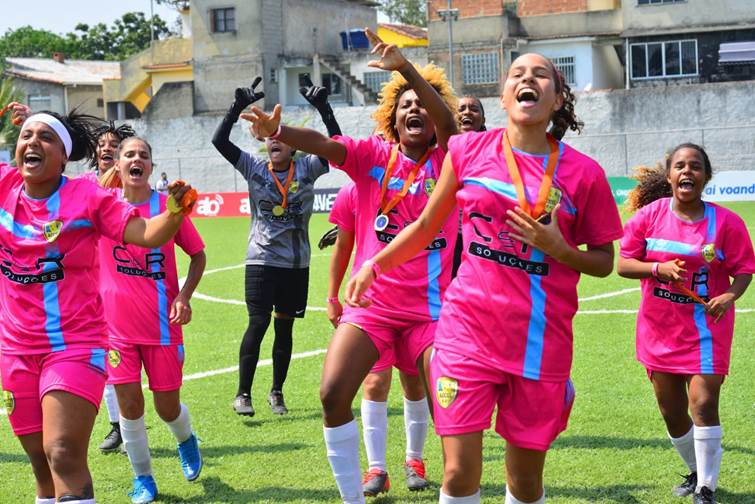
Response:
[2,390,14,415]
[424,178,436,197]
[544,187,562,213]
[436,377,458,409]
[701,243,716,263]
[289,180,299,193]
[108,350,121,368]
[43,220,63,243]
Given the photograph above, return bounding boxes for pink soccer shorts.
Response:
[430,347,575,451]
[340,306,435,377]
[1,348,107,436]
[107,340,185,392]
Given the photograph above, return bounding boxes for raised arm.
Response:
[299,76,342,138]
[211,77,265,166]
[123,182,194,248]
[241,105,347,165]
[363,28,457,151]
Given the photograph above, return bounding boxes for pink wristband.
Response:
[363,259,382,279]
[269,124,282,139]
[651,262,660,279]
[327,296,339,304]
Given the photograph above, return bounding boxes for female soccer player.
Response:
[212,77,341,417]
[326,182,430,496]
[0,111,195,503]
[452,96,487,277]
[243,28,458,503]
[91,121,137,453]
[100,136,206,503]
[345,53,623,504]
[618,144,754,504]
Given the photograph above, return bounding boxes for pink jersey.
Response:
[437,128,623,381]
[328,182,366,274]
[332,135,457,322]
[0,164,138,355]
[99,190,205,345]
[621,198,755,375]
[77,171,99,184]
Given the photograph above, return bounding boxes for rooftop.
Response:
[378,22,428,40]
[4,57,121,86]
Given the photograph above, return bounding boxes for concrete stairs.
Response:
[320,56,380,104]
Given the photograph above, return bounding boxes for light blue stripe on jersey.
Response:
[645,238,697,256]
[149,191,171,345]
[67,219,93,230]
[523,248,547,380]
[89,348,106,372]
[693,303,714,374]
[368,166,422,195]
[43,182,66,352]
[426,249,442,321]
[0,207,42,239]
[464,177,518,201]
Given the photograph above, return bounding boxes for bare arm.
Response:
[327,229,355,327]
[122,182,195,248]
[345,152,459,306]
[617,256,687,281]
[171,250,207,325]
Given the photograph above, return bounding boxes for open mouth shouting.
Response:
[406,115,425,134]
[677,177,696,194]
[23,151,43,171]
[127,164,145,181]
[516,88,540,108]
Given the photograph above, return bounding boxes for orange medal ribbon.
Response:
[502,130,560,219]
[267,160,295,212]
[378,144,433,216]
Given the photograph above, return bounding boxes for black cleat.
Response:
[268,390,288,415]
[233,393,255,416]
[693,486,717,504]
[99,422,123,453]
[673,472,697,497]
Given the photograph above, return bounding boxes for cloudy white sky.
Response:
[0,0,179,35]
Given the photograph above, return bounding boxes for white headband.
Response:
[21,113,73,157]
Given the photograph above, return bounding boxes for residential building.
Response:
[623,0,755,87]
[427,0,625,97]
[4,53,120,117]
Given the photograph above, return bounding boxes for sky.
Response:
[0,0,180,35]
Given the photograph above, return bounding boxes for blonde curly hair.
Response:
[372,63,458,144]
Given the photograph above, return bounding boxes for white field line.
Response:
[578,308,755,315]
[578,287,640,302]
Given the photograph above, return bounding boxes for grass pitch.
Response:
[1,203,754,503]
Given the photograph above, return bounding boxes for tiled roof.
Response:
[378,23,428,41]
[4,58,121,86]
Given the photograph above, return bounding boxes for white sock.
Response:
[694,425,723,492]
[35,498,55,504]
[506,486,545,503]
[104,384,120,423]
[361,399,388,471]
[323,419,365,504]
[439,489,481,503]
[404,397,429,461]
[54,500,95,503]
[669,426,697,472]
[120,415,152,477]
[165,403,193,444]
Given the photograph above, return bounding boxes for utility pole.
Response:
[437,0,459,86]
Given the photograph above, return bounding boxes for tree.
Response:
[67,12,171,61]
[156,0,190,10]
[0,26,74,69]
[380,0,427,27]
[0,78,24,152]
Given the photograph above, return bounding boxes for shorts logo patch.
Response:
[2,390,14,415]
[43,220,63,243]
[701,243,715,263]
[436,376,458,409]
[108,350,121,368]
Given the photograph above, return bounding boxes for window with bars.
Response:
[28,95,52,112]
[363,71,391,94]
[211,8,235,33]
[462,52,500,85]
[630,39,698,79]
[638,0,685,4]
[551,56,576,87]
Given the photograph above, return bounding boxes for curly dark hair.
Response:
[625,143,713,212]
[90,121,136,167]
[547,63,583,141]
[26,109,100,167]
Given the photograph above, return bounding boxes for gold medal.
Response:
[267,160,295,217]
[544,187,562,213]
[272,205,285,217]
[374,214,389,232]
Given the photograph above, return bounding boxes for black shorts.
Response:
[245,265,310,318]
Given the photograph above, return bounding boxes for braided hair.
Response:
[90,121,136,167]
[547,62,583,141]
[625,143,713,212]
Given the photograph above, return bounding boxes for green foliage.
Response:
[380,0,428,27]
[0,12,172,67]
[0,78,23,150]
[156,0,190,9]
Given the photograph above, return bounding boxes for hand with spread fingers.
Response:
[299,75,331,111]
[505,205,568,259]
[241,105,282,139]
[170,294,193,325]
[365,27,408,72]
[234,76,265,110]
